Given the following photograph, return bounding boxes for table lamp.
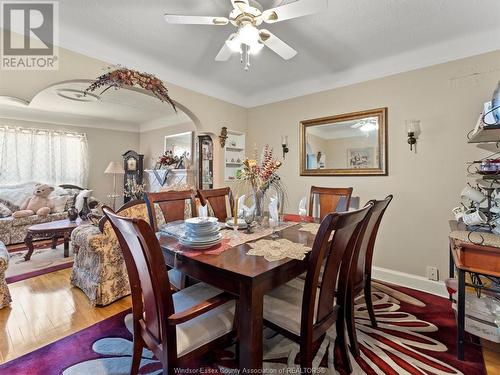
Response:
[104,161,125,210]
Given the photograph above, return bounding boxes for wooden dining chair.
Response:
[102,206,236,374]
[144,190,197,231]
[345,195,393,357]
[263,203,373,373]
[197,187,234,222]
[309,186,353,220]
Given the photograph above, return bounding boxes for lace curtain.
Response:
[0,126,89,187]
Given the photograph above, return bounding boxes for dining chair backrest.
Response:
[102,206,176,356]
[350,195,393,290]
[144,190,197,231]
[309,186,353,220]
[197,187,234,222]
[301,203,373,337]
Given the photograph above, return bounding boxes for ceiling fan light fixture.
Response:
[249,40,264,54]
[238,23,260,45]
[226,33,243,52]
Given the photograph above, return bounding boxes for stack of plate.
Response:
[179,217,222,249]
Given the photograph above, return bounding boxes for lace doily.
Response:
[299,223,321,235]
[247,238,312,262]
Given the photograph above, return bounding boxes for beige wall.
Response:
[0,118,138,205]
[247,50,500,279]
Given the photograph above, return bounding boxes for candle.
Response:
[234,194,239,226]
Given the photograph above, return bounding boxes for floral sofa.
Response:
[0,241,11,309]
[0,212,69,245]
[70,200,172,306]
[0,182,94,245]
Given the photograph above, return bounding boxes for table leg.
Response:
[449,244,455,301]
[238,282,264,371]
[63,232,70,258]
[449,243,454,279]
[51,235,58,249]
[457,269,465,360]
[24,233,34,261]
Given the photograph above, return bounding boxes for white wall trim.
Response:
[372,266,448,298]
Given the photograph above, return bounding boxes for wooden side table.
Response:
[24,218,83,261]
[449,221,500,360]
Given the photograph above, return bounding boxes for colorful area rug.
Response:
[0,283,486,374]
[6,240,73,283]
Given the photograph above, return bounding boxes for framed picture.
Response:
[347,147,375,169]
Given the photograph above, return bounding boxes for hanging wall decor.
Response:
[85,67,176,111]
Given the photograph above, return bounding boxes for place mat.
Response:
[170,221,299,257]
[247,238,312,262]
[282,214,315,223]
[299,223,321,235]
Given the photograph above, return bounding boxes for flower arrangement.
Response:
[85,67,176,111]
[158,150,180,167]
[239,145,284,194]
[237,145,286,220]
[155,150,188,169]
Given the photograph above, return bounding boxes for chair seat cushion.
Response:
[263,278,318,336]
[174,282,235,357]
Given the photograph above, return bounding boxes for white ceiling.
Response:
[24,1,500,107]
[0,81,192,132]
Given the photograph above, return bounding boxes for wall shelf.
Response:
[468,125,500,143]
[224,130,246,181]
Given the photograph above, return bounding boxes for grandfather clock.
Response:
[122,150,144,203]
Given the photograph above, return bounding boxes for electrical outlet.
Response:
[426,266,439,281]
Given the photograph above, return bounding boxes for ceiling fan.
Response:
[351,118,379,132]
[164,0,328,70]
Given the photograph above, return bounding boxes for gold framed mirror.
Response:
[300,107,387,176]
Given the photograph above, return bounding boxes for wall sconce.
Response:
[281,136,289,158]
[219,126,228,148]
[405,120,421,152]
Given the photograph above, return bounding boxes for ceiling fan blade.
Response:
[259,30,297,60]
[164,14,229,25]
[262,0,328,23]
[215,42,233,61]
[231,0,249,12]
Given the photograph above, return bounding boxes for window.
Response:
[0,126,89,187]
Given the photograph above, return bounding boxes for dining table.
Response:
[158,215,318,371]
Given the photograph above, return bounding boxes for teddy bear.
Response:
[12,183,55,219]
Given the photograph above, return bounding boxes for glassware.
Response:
[253,189,265,225]
[299,208,307,223]
[244,210,255,234]
[270,218,279,239]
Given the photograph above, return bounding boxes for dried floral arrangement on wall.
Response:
[85,67,176,111]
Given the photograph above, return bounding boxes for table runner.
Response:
[169,221,299,257]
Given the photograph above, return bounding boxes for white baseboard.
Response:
[372,266,448,298]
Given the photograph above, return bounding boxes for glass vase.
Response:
[253,189,265,225]
[79,197,91,221]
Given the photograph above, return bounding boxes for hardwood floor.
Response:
[0,268,131,364]
[0,269,498,374]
